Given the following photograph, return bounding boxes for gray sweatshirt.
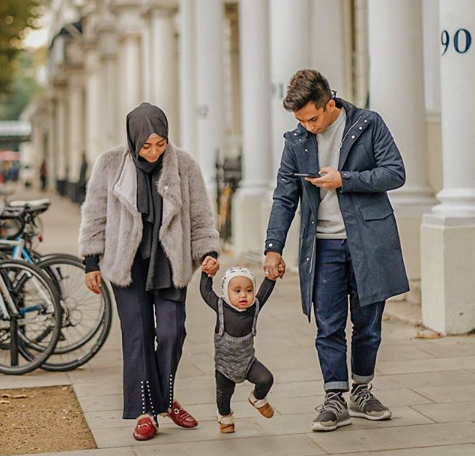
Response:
[316,109,347,239]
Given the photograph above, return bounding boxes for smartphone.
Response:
[294,173,322,178]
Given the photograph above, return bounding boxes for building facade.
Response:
[24,0,475,334]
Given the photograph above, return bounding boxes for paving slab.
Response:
[91,418,266,448]
[252,406,433,436]
[134,434,324,456]
[371,370,475,390]
[0,372,71,389]
[78,394,123,413]
[271,390,433,415]
[411,384,475,403]
[15,449,136,456]
[412,401,475,422]
[307,422,475,453]
[312,444,475,456]
[377,355,475,375]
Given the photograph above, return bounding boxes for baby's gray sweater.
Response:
[316,109,347,239]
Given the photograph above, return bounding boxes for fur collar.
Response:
[112,143,183,223]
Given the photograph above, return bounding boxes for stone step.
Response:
[384,299,423,327]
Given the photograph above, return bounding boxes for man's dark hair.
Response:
[283,69,332,112]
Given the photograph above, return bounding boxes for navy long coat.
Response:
[265,99,410,320]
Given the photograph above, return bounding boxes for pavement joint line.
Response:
[406,404,438,424]
[407,388,441,404]
[248,416,271,436]
[303,432,330,455]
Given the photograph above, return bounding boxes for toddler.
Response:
[200,262,280,433]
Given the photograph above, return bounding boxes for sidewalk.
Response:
[2,187,475,456]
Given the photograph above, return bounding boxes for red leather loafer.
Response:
[168,401,198,428]
[133,415,158,441]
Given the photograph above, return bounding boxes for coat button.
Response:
[305,149,308,152]
[306,258,310,261]
[359,126,363,130]
[293,132,297,136]
[269,243,273,247]
[164,185,168,190]
[364,119,367,123]
[351,135,355,139]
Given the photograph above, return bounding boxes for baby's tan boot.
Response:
[249,391,274,418]
[217,411,235,433]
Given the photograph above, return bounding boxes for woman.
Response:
[79,102,220,441]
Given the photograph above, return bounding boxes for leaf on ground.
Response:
[415,329,443,339]
[382,314,390,321]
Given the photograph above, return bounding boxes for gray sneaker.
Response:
[312,392,352,432]
[349,384,392,420]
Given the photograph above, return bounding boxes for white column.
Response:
[141,13,153,102]
[46,99,56,192]
[178,0,196,153]
[423,0,441,114]
[55,87,68,186]
[368,0,434,209]
[195,0,225,189]
[431,12,475,216]
[121,33,142,117]
[267,0,311,267]
[97,22,119,151]
[113,2,143,142]
[85,46,102,165]
[368,0,435,281]
[421,0,475,334]
[353,0,369,109]
[67,73,85,196]
[233,0,272,256]
[101,54,118,150]
[270,0,311,175]
[310,0,352,99]
[423,0,443,196]
[149,5,179,141]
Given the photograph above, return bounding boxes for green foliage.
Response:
[0,0,49,96]
[0,50,42,120]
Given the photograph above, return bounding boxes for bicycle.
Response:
[0,201,113,372]
[0,259,62,375]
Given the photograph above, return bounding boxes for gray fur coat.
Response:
[78,143,220,288]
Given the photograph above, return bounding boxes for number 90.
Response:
[441,29,472,55]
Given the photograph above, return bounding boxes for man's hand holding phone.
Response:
[298,167,342,189]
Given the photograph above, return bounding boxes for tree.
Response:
[0,0,49,98]
[0,49,43,120]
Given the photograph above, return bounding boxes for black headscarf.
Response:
[126,103,183,300]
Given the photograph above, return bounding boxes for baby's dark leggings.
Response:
[216,359,274,416]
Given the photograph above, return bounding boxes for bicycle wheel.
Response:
[32,255,113,371]
[0,260,62,375]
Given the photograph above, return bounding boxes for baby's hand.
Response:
[202,256,219,277]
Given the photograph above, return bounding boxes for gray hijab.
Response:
[126,102,168,223]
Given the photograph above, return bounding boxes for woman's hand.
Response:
[202,256,220,278]
[86,271,102,294]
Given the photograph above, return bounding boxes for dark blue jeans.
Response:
[313,239,385,392]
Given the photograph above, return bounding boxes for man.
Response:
[263,69,409,432]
